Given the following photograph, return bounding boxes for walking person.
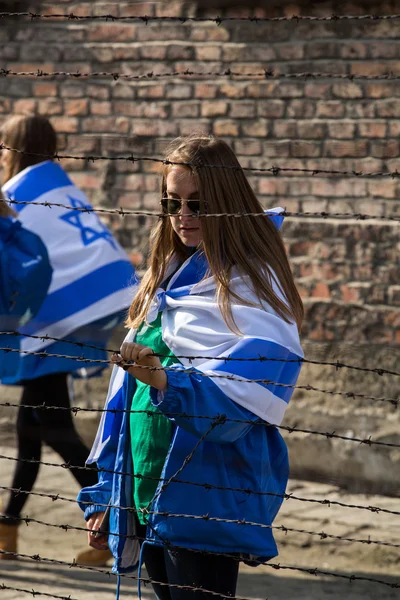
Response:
[0,115,137,566]
[79,135,304,598]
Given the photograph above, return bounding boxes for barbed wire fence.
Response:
[0,4,399,600]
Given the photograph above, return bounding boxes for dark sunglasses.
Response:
[160,197,201,216]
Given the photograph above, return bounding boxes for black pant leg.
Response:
[3,392,42,519]
[142,543,172,600]
[30,373,97,488]
[163,547,239,600]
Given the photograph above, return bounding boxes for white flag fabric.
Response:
[2,160,137,355]
[88,209,303,464]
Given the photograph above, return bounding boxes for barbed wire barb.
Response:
[1,11,400,23]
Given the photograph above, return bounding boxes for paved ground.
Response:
[0,444,399,600]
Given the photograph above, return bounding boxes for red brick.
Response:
[51,116,79,133]
[366,83,400,99]
[311,283,330,299]
[233,140,262,156]
[194,83,218,99]
[60,83,85,98]
[306,42,338,59]
[346,102,375,119]
[272,120,297,138]
[66,135,99,153]
[304,83,331,99]
[258,101,285,119]
[219,83,247,99]
[291,141,321,158]
[0,99,11,113]
[33,82,58,97]
[190,26,230,43]
[350,62,395,77]
[339,42,368,59]
[241,120,269,137]
[316,101,345,118]
[140,46,167,60]
[376,100,400,118]
[277,44,305,60]
[64,99,89,116]
[297,122,326,139]
[166,84,192,99]
[195,46,222,61]
[324,140,368,158]
[358,121,387,138]
[370,141,399,158]
[287,100,315,119]
[327,121,356,139]
[88,24,137,42]
[258,179,289,196]
[230,102,256,119]
[332,82,363,99]
[87,85,111,100]
[172,102,199,118]
[137,84,164,99]
[38,98,63,116]
[70,172,102,190]
[13,99,37,114]
[201,101,228,118]
[369,41,400,58]
[340,285,361,303]
[213,120,239,136]
[90,101,112,116]
[166,45,194,61]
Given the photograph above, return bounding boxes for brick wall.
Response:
[1,0,399,348]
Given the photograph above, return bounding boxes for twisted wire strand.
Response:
[3,509,399,549]
[2,483,399,517]
[0,584,78,600]
[4,197,400,223]
[3,68,400,82]
[2,330,399,377]
[0,549,398,589]
[1,11,400,23]
[2,144,400,179]
[1,346,398,408]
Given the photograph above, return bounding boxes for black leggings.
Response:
[3,372,97,520]
[142,543,239,600]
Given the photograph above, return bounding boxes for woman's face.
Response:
[166,166,202,248]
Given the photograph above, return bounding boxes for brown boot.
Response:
[0,521,18,560]
[75,547,113,567]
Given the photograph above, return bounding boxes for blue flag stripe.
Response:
[22,260,135,334]
[6,161,72,210]
[202,338,301,403]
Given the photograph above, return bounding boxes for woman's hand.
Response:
[111,342,168,391]
[87,512,108,550]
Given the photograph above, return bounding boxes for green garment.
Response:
[130,312,178,524]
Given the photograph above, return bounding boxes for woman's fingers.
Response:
[119,343,154,364]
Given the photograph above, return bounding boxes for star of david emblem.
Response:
[60,195,117,250]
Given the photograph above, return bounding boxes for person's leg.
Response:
[163,547,239,600]
[29,373,97,488]
[2,389,42,519]
[0,387,42,559]
[142,543,172,600]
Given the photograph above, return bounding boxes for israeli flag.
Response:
[2,160,138,354]
[88,208,303,463]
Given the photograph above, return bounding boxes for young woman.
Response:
[0,115,137,565]
[78,135,304,599]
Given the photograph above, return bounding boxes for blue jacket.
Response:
[0,216,52,380]
[77,360,289,573]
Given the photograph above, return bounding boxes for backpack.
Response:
[0,217,53,379]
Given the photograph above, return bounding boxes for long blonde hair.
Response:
[1,114,57,185]
[128,135,304,332]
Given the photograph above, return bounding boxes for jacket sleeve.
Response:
[77,367,128,520]
[150,364,260,443]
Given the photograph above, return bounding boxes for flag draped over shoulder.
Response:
[2,161,138,356]
[88,208,303,464]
